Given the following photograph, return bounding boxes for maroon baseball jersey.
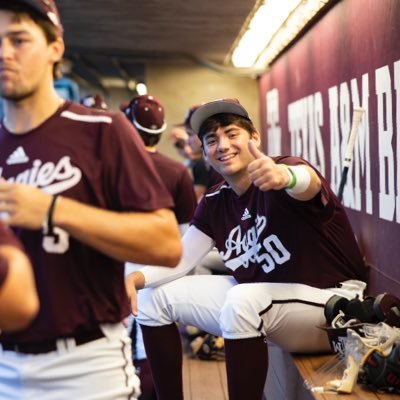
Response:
[191,158,223,189]
[149,151,197,224]
[192,156,366,289]
[0,222,24,287]
[0,101,174,344]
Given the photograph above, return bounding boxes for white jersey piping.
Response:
[205,184,231,198]
[61,110,113,124]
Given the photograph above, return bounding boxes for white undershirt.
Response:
[138,225,215,288]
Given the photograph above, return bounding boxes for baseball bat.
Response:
[337,107,365,201]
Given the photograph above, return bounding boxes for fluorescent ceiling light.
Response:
[100,77,126,88]
[230,0,331,69]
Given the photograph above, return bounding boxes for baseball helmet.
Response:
[122,95,167,135]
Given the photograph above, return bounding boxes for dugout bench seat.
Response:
[262,343,396,400]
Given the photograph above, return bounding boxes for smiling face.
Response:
[0,10,63,102]
[201,115,261,184]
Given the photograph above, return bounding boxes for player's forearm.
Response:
[53,196,182,266]
[0,246,39,331]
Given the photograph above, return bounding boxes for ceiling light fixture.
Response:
[135,83,148,95]
[230,0,332,69]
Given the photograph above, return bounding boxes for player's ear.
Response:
[250,130,261,147]
[49,37,65,64]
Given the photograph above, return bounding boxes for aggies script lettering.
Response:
[0,156,82,254]
[0,156,82,194]
[221,215,291,274]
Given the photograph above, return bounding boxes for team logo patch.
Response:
[6,146,29,165]
[241,208,251,221]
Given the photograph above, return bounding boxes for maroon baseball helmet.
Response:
[15,0,63,34]
[124,95,167,135]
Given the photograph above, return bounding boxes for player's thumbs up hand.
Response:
[247,141,290,192]
[248,140,264,160]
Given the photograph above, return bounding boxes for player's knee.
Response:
[220,286,268,338]
[136,287,173,326]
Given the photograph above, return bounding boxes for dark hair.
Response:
[198,113,257,142]
[0,1,62,79]
[138,131,162,147]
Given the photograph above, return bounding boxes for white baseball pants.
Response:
[137,276,366,353]
[0,323,140,400]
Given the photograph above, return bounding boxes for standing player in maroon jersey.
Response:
[122,94,197,400]
[121,95,197,236]
[0,1,181,399]
[0,221,39,332]
[125,99,367,400]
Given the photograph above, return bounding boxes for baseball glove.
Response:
[358,342,400,393]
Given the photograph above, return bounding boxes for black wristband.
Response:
[46,194,59,235]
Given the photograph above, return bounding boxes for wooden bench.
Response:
[262,344,397,400]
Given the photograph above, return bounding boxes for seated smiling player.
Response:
[125,98,367,400]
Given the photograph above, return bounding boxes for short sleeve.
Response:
[0,222,23,287]
[100,113,174,211]
[173,168,197,224]
[190,196,213,238]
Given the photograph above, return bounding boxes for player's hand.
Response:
[125,271,145,316]
[169,126,189,143]
[0,179,52,229]
[129,286,139,316]
[247,141,290,191]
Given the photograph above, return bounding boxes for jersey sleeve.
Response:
[0,223,23,287]
[173,168,197,224]
[101,113,174,212]
[0,256,8,288]
[191,159,209,186]
[190,195,214,238]
[274,155,336,222]
[0,223,23,249]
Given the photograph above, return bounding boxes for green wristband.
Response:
[285,165,297,189]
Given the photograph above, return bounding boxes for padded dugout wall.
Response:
[258,0,400,295]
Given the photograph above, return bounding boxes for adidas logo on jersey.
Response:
[6,146,29,165]
[241,208,251,221]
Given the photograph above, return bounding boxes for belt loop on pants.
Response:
[1,326,105,355]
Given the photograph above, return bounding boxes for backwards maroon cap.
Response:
[16,0,63,35]
[124,95,167,135]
